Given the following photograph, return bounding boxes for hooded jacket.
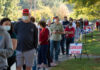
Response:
[0,26,13,69]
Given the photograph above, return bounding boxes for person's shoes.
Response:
[66,54,72,57]
[40,63,47,68]
[50,62,57,67]
[62,53,65,55]
[37,64,41,70]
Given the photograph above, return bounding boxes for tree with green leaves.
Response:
[0,0,21,20]
[65,0,100,20]
[0,0,6,19]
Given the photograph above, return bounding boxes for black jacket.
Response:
[14,21,38,52]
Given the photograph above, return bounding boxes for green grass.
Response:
[82,31,100,55]
[51,59,100,70]
[51,31,100,70]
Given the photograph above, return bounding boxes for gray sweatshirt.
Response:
[0,26,13,69]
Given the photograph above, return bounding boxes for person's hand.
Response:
[65,31,68,34]
[39,41,41,45]
[68,31,73,34]
[52,31,57,34]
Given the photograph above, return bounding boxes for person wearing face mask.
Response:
[37,21,49,69]
[64,22,75,55]
[63,16,70,29]
[0,18,17,70]
[75,21,81,42]
[69,18,76,30]
[46,19,57,67]
[50,16,64,64]
[0,19,13,70]
[51,17,56,24]
[14,9,38,70]
[60,16,70,55]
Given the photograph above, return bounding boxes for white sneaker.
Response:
[50,62,57,67]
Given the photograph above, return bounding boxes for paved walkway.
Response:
[11,53,100,70]
[48,54,100,70]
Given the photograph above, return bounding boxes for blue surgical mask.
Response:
[22,16,29,20]
[53,19,56,22]
[3,26,11,31]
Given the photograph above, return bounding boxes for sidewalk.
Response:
[48,54,100,70]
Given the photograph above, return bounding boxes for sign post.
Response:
[69,43,89,60]
[69,43,82,55]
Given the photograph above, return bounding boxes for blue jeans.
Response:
[66,37,74,54]
[38,45,48,64]
[60,34,66,54]
[50,40,60,62]
[32,56,37,70]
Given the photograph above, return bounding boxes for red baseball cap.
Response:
[23,9,29,14]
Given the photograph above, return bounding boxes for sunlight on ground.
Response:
[51,59,100,70]
[88,40,92,42]
[92,39,96,41]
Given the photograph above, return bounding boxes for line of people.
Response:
[0,8,98,70]
[96,20,100,32]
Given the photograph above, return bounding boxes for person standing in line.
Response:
[0,22,13,70]
[64,22,75,55]
[60,16,70,55]
[69,18,76,30]
[63,16,70,29]
[14,9,38,70]
[98,20,100,32]
[84,19,89,26]
[46,19,57,67]
[30,16,39,70]
[30,17,35,24]
[50,16,64,63]
[79,18,84,30]
[38,21,49,68]
[96,20,99,31]
[96,20,100,31]
[51,17,56,24]
[0,18,17,70]
[75,21,81,42]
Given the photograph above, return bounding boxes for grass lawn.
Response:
[51,31,100,70]
[82,31,100,55]
[51,58,100,70]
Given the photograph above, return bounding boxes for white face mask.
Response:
[22,16,29,20]
[69,26,72,28]
[54,19,56,22]
[3,26,11,31]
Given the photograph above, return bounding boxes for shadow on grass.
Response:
[51,59,100,70]
[82,31,100,55]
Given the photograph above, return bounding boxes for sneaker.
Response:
[40,63,47,68]
[37,64,41,69]
[40,63,43,68]
[50,62,57,67]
